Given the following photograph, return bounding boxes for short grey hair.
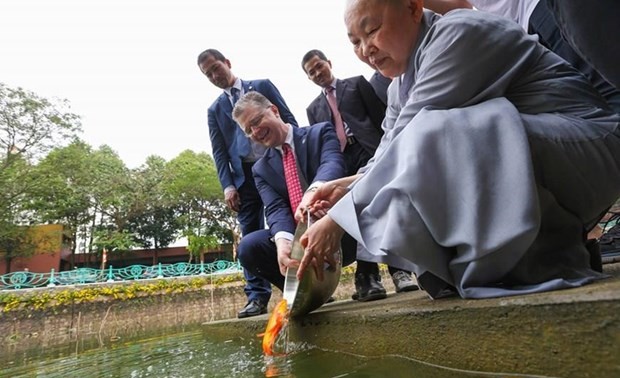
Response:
[232,91,273,123]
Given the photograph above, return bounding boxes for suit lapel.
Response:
[219,92,249,157]
[316,95,333,123]
[266,149,285,182]
[242,80,254,94]
[336,79,347,108]
[292,128,309,190]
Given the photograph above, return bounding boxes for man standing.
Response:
[232,91,355,294]
[197,49,298,318]
[301,49,418,301]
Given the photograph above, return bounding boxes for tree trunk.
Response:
[5,256,12,273]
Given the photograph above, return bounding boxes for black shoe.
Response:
[599,221,620,265]
[326,296,336,303]
[354,273,387,302]
[416,272,458,299]
[237,300,268,319]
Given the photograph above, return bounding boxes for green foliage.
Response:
[0,274,244,313]
[92,228,138,254]
[0,82,237,271]
[126,156,180,249]
[163,150,221,201]
[163,151,236,246]
[27,141,95,232]
[0,82,82,167]
[90,146,134,230]
[186,233,219,261]
[0,223,37,263]
[0,83,82,266]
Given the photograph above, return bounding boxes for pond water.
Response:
[1,327,552,378]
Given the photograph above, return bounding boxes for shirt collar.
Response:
[323,78,338,96]
[276,124,295,154]
[225,78,242,97]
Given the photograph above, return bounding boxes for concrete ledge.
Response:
[204,263,620,378]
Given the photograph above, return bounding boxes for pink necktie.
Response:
[325,86,347,151]
[282,143,304,215]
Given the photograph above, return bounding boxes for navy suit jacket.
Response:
[306,76,385,159]
[252,123,345,237]
[208,79,298,190]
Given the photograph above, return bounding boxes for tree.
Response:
[88,146,136,260]
[27,141,96,264]
[0,222,61,272]
[91,227,138,267]
[162,151,236,250]
[0,83,81,269]
[127,155,180,252]
[0,222,35,272]
[185,232,219,263]
[0,82,82,169]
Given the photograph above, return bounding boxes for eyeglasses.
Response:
[242,110,266,137]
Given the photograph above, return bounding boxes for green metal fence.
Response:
[0,260,242,290]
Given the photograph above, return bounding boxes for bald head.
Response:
[345,0,423,78]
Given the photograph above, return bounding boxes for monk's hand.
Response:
[297,215,344,281]
[295,180,350,223]
[275,238,297,276]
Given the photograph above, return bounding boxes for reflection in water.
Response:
[1,328,556,378]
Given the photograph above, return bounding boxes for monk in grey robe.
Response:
[295,0,620,299]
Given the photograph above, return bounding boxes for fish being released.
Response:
[260,299,290,356]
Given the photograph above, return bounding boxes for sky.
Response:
[0,0,374,169]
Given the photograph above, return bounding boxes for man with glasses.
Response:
[197,49,298,318]
[232,91,357,297]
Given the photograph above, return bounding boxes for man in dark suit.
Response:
[302,49,418,301]
[197,48,298,318]
[231,91,356,292]
[369,70,392,105]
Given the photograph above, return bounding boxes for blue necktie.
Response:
[231,87,240,105]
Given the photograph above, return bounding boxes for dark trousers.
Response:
[545,0,620,90]
[530,1,620,113]
[238,229,359,291]
[237,162,271,304]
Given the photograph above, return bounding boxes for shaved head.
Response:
[345,0,423,78]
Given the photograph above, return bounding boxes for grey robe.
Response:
[330,9,620,299]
